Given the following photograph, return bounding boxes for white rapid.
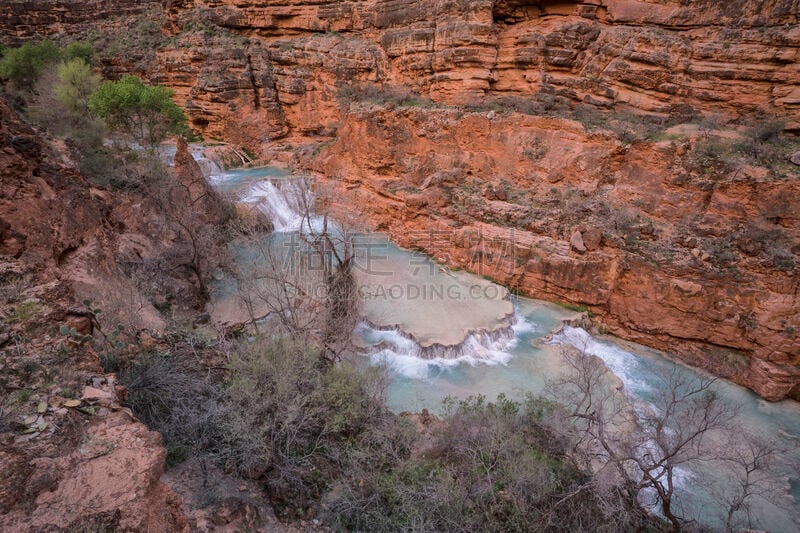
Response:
[550,325,655,397]
[550,325,800,532]
[358,323,516,381]
[356,305,541,380]
[180,152,314,234]
[190,145,225,182]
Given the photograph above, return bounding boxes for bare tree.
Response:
[230,175,362,364]
[153,138,226,302]
[298,177,361,364]
[547,344,737,531]
[711,433,792,532]
[231,223,321,336]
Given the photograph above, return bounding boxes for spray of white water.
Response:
[550,326,654,396]
[190,146,225,182]
[359,322,516,381]
[241,180,306,232]
[238,177,329,234]
[549,326,702,515]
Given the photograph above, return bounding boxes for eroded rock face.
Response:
[0,101,105,276]
[0,0,161,43]
[155,36,289,150]
[0,97,194,531]
[302,106,800,400]
[4,1,796,141]
[146,0,799,141]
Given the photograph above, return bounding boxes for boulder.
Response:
[405,194,428,209]
[82,386,114,402]
[65,315,92,336]
[582,227,603,251]
[570,230,587,254]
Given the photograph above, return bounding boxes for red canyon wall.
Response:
[151,0,800,140]
[308,106,800,400]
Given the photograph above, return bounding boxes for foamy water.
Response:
[550,326,654,396]
[190,146,225,182]
[358,323,516,381]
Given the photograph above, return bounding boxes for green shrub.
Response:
[0,40,94,97]
[63,41,94,65]
[218,336,387,507]
[27,55,99,135]
[88,75,188,148]
[21,54,113,185]
[54,58,101,122]
[15,389,32,403]
[327,394,647,532]
[114,329,654,528]
[8,301,40,324]
[0,40,60,91]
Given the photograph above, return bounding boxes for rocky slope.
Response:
[1,0,798,399]
[0,99,191,531]
[0,96,289,530]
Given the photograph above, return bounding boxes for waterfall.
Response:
[190,146,224,182]
[242,180,305,232]
[185,144,313,233]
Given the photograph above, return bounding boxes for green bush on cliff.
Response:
[0,40,61,91]
[23,52,111,185]
[0,40,95,93]
[88,74,188,148]
[63,41,95,66]
[53,59,101,123]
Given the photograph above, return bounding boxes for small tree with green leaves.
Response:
[88,75,187,148]
[63,41,94,65]
[53,58,100,123]
[0,40,60,91]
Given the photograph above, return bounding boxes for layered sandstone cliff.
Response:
[151,0,800,140]
[0,0,162,44]
[2,1,798,135]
